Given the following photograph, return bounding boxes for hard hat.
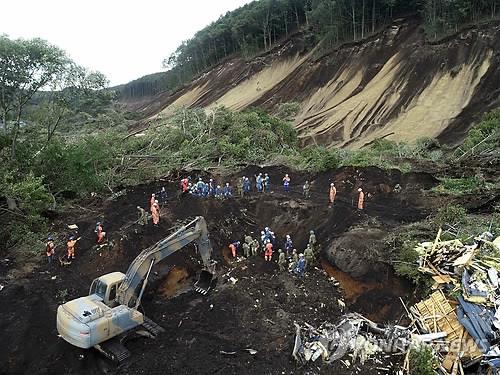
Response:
[331,182,334,186]
[265,227,269,231]
[265,173,268,176]
[299,253,304,257]
[358,188,362,192]
[293,248,297,252]
[226,182,229,185]
[310,230,314,234]
[261,231,265,234]
[155,200,159,203]
[48,235,53,241]
[96,221,101,225]
[210,178,213,182]
[69,236,75,240]
[151,193,155,196]
[199,177,202,181]
[286,234,291,239]
[278,249,282,252]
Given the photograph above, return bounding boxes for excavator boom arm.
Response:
[116,217,214,307]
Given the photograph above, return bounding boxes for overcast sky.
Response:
[2,0,253,86]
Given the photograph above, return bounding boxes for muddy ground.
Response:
[0,165,497,375]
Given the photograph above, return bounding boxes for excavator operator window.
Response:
[90,279,107,299]
[109,284,117,301]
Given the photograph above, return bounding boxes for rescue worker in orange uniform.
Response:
[150,193,156,211]
[95,222,105,244]
[67,236,80,259]
[151,201,160,225]
[329,183,337,206]
[264,240,273,261]
[229,242,239,258]
[46,236,55,264]
[357,188,365,210]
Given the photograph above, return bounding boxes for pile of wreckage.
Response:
[292,230,500,374]
[410,229,500,374]
[292,312,412,372]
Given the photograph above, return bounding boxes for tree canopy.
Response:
[117,0,499,99]
[0,35,111,158]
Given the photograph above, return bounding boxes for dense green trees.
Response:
[0,35,112,158]
[116,1,500,99]
[125,0,496,98]
[0,35,68,158]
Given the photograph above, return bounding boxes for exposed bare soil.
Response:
[0,165,497,375]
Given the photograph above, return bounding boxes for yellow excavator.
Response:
[56,216,216,361]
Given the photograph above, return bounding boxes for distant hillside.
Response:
[119,0,500,108]
[132,18,500,149]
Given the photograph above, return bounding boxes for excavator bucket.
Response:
[194,270,216,295]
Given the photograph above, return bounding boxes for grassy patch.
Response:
[433,177,485,195]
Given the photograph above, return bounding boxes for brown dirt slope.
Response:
[131,18,500,148]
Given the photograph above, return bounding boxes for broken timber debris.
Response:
[410,229,500,374]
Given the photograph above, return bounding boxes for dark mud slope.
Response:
[0,165,488,375]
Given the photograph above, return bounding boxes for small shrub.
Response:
[434,204,467,228]
[409,345,438,375]
[300,146,341,172]
[460,111,500,156]
[275,102,300,121]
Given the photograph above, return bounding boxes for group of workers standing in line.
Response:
[178,173,367,210]
[181,177,234,198]
[228,228,318,277]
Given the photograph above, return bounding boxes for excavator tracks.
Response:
[95,337,131,363]
[142,316,165,336]
[94,318,164,363]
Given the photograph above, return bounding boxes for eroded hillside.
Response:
[131,18,500,148]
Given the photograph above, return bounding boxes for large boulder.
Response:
[325,227,387,280]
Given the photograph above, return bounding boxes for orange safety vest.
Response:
[329,186,337,202]
[229,244,237,257]
[152,204,160,224]
[358,191,365,209]
[265,243,273,256]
